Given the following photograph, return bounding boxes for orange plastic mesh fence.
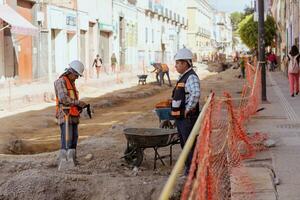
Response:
[181,62,267,200]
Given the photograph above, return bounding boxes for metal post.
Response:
[258,0,267,101]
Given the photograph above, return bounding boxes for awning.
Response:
[0,4,38,36]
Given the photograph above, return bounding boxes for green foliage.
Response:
[238,14,276,49]
[230,12,244,31]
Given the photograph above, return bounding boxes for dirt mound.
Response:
[207,61,235,73]
[0,169,93,200]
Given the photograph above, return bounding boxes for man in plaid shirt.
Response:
[54,60,87,164]
[171,48,201,175]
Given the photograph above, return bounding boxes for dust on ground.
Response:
[0,65,245,200]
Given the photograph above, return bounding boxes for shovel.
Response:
[58,107,76,171]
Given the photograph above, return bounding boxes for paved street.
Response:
[246,71,300,200]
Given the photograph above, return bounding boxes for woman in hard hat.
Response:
[171,47,201,175]
[54,60,87,164]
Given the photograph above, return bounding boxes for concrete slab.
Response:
[231,167,275,194]
[232,192,277,200]
[277,184,300,200]
[280,137,300,146]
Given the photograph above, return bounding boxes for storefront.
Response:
[0,3,38,81]
[47,5,81,77]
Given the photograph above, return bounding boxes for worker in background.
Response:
[171,47,201,176]
[239,56,246,79]
[161,63,172,87]
[54,60,87,164]
[150,62,172,86]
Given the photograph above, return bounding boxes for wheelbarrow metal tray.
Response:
[123,128,178,148]
[137,75,148,79]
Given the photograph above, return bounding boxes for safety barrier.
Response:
[160,61,267,200]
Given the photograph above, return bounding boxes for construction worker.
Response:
[171,47,201,175]
[161,63,172,87]
[150,62,172,86]
[54,60,87,163]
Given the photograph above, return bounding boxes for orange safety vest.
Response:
[161,64,169,72]
[56,76,80,117]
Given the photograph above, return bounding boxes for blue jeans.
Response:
[175,113,198,174]
[60,123,78,150]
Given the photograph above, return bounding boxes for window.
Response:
[145,28,148,43]
[152,29,154,43]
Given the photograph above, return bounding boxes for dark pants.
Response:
[60,123,78,150]
[241,67,245,79]
[156,71,172,86]
[175,113,198,174]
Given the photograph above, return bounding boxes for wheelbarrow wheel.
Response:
[160,120,175,129]
[124,146,143,167]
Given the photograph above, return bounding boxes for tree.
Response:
[238,14,276,50]
[230,12,244,31]
[243,6,255,17]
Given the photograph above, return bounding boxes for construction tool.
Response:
[79,104,92,119]
[58,107,75,171]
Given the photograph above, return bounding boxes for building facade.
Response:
[270,0,298,71]
[112,0,138,72]
[136,0,187,72]
[0,0,233,85]
[0,0,38,82]
[186,0,213,62]
[212,9,233,56]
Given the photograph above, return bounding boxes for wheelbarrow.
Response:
[137,75,148,85]
[123,128,180,169]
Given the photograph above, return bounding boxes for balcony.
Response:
[164,8,168,18]
[127,0,137,5]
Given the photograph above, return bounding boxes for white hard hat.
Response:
[68,60,84,76]
[174,48,193,61]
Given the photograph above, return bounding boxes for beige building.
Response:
[186,0,213,62]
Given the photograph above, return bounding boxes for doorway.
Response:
[100,31,110,68]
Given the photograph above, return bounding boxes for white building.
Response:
[186,0,213,62]
[112,0,138,72]
[78,0,113,76]
[47,5,81,76]
[136,0,187,72]
[212,10,233,56]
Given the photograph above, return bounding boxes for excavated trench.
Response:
[0,83,172,155]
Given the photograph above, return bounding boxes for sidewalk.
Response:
[246,70,300,200]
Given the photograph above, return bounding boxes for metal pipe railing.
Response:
[159,93,213,200]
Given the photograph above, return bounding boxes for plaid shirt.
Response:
[54,76,80,125]
[178,68,201,111]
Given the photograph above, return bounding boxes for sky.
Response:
[210,0,252,13]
